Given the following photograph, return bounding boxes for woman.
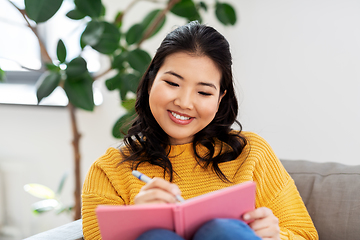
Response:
[82,21,318,240]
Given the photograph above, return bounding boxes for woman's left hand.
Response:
[243,207,280,240]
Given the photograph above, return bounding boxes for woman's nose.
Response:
[174,91,194,110]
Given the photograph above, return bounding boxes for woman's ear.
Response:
[218,90,227,104]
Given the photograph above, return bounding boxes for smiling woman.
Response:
[81,21,318,240]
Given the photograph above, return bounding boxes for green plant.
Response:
[1,0,237,220]
[24,173,73,215]
[0,68,5,82]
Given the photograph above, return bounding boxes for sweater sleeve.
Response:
[82,160,125,240]
[249,133,318,240]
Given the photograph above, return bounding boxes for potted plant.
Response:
[0,0,237,220]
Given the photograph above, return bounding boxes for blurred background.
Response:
[0,0,359,239]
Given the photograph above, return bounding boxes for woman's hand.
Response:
[134,177,182,205]
[243,207,280,240]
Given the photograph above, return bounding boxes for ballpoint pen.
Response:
[132,170,185,202]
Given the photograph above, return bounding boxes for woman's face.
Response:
[149,52,225,145]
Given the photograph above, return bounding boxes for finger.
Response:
[243,207,272,221]
[142,177,182,196]
[249,218,279,233]
[249,214,279,231]
[253,225,280,239]
[253,226,280,240]
[248,213,280,239]
[135,188,178,204]
[135,177,182,204]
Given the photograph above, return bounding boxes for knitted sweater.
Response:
[82,132,318,240]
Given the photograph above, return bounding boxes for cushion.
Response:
[23,219,83,240]
[281,160,360,240]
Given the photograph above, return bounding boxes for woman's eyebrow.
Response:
[164,71,183,79]
[164,71,217,90]
[198,82,217,90]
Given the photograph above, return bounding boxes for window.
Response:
[0,0,102,106]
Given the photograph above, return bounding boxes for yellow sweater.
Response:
[82,132,318,240]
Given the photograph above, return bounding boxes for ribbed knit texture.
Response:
[82,132,318,240]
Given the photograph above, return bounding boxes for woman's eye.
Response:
[199,91,212,96]
[165,81,179,87]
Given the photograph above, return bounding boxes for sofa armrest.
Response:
[23,219,83,240]
[281,160,360,240]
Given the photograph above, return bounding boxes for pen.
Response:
[132,170,185,202]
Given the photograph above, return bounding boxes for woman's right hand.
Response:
[134,177,182,204]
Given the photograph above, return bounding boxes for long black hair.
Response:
[121,21,247,182]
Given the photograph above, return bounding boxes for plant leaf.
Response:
[25,0,63,23]
[119,73,141,101]
[81,20,104,47]
[100,4,106,17]
[125,24,144,45]
[74,0,102,18]
[141,9,166,39]
[66,8,86,20]
[122,98,136,111]
[171,0,201,21]
[66,57,87,80]
[112,51,128,70]
[105,73,122,91]
[56,172,68,195]
[112,109,136,138]
[215,2,237,25]
[199,1,208,12]
[91,22,121,54]
[64,57,95,111]
[114,11,123,28]
[0,68,5,82]
[64,73,95,111]
[36,71,61,103]
[24,184,55,199]
[119,82,128,102]
[45,63,60,72]
[122,73,141,95]
[127,48,151,75]
[57,39,67,63]
[105,72,140,100]
[32,199,59,214]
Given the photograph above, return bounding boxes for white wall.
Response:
[0,0,359,238]
[229,0,360,165]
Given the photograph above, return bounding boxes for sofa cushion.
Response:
[281,160,360,240]
[23,219,83,240]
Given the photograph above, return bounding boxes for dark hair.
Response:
[121,21,247,182]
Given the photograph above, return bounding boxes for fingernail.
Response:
[243,214,250,220]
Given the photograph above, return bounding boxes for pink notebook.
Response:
[96,181,256,240]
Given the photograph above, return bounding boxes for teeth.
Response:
[171,111,191,120]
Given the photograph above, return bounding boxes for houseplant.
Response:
[0,0,237,220]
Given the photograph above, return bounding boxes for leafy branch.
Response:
[7,0,52,63]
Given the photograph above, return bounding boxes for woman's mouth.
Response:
[171,111,191,120]
[168,111,194,125]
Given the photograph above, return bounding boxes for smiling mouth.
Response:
[170,111,191,120]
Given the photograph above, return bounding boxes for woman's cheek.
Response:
[198,98,220,117]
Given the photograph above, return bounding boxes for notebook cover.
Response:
[96,181,256,240]
[177,181,256,239]
[96,204,174,240]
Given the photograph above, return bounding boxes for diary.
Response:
[96,181,256,240]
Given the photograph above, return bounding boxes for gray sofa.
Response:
[24,160,360,240]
